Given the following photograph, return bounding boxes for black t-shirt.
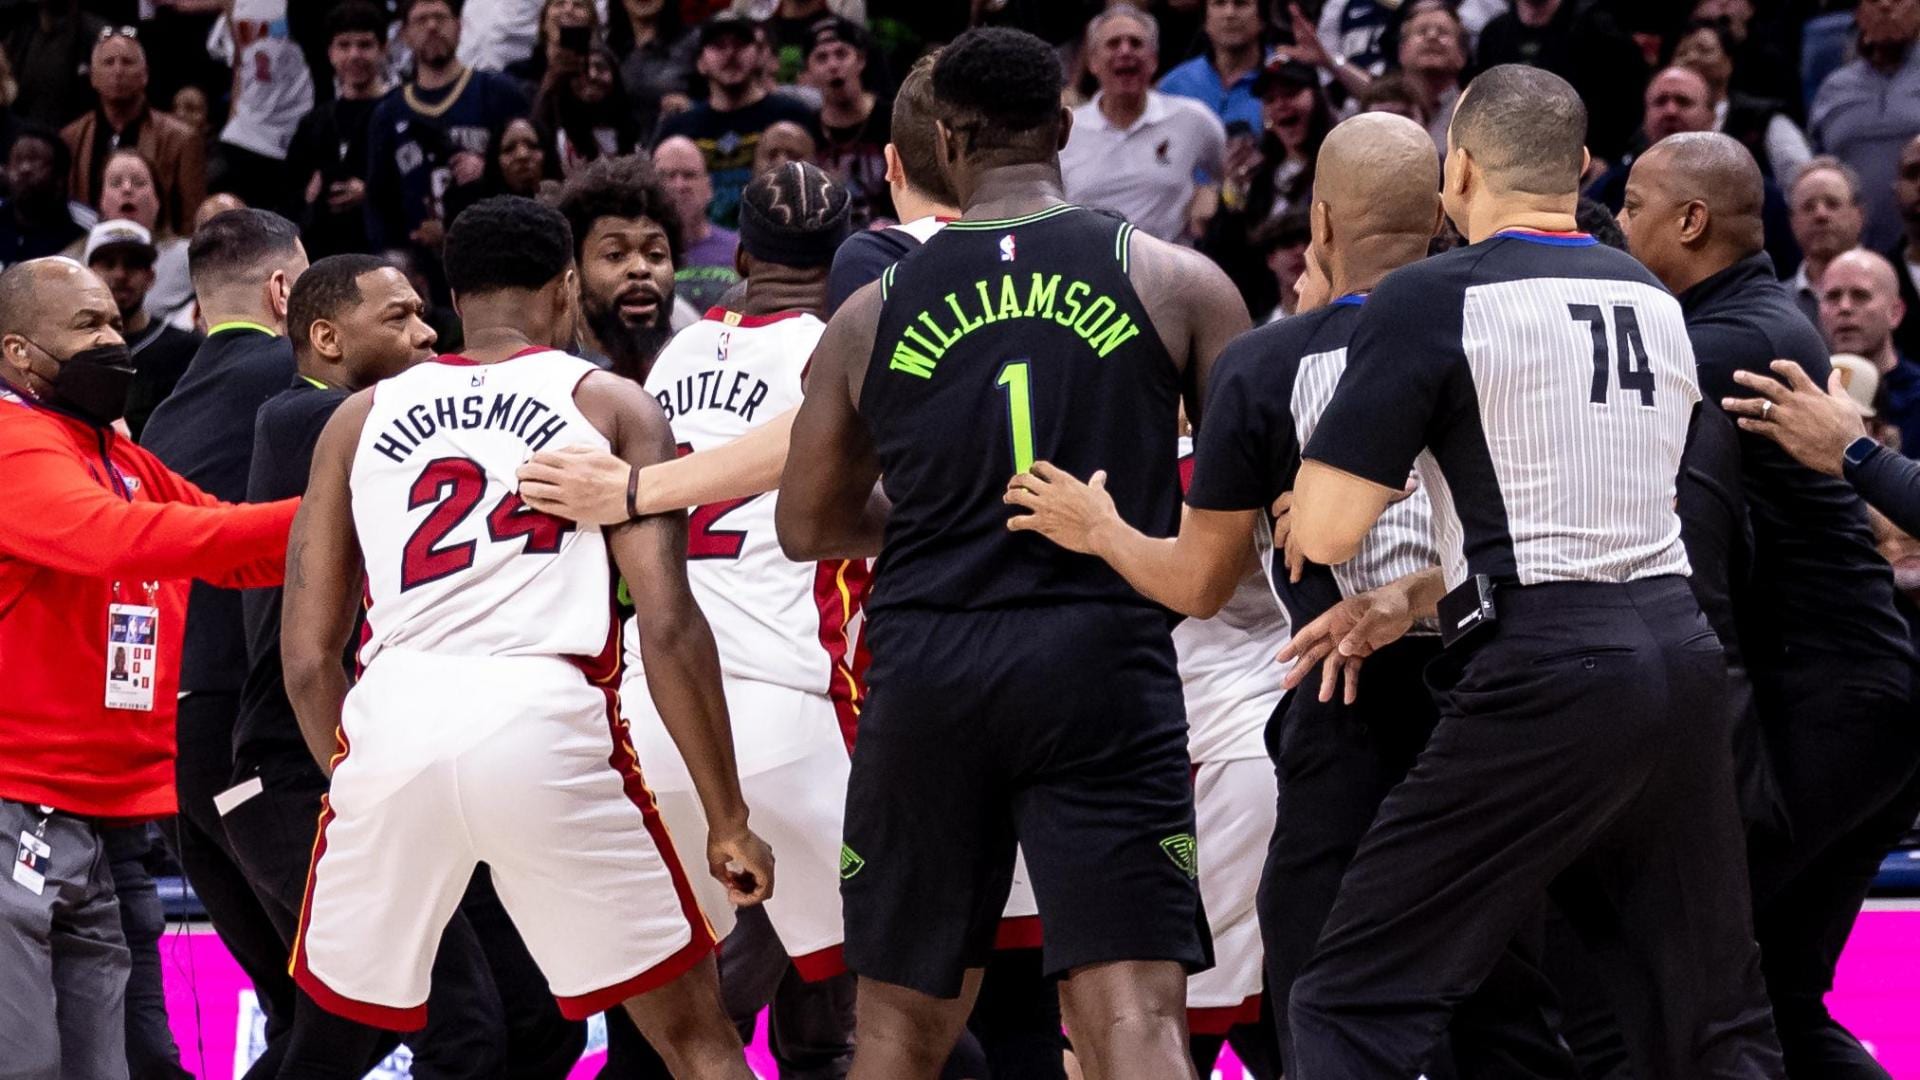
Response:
[0,200,86,265]
[827,220,926,315]
[124,319,204,442]
[819,96,894,228]
[860,205,1179,613]
[235,377,351,766]
[1679,253,1913,669]
[288,95,381,257]
[658,93,821,229]
[140,328,296,697]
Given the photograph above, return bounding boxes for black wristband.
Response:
[626,464,640,521]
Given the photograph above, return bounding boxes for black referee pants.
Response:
[1260,636,1575,1080]
[1288,578,1783,1080]
[1746,655,1920,1080]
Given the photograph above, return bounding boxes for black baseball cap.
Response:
[697,13,758,49]
[806,15,868,59]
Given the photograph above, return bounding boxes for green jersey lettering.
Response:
[1025,273,1060,319]
[1089,314,1142,357]
[889,340,939,378]
[1055,280,1089,329]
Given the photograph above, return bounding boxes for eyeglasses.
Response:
[97,26,137,42]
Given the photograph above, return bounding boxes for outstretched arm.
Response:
[575,372,774,906]
[1004,462,1258,617]
[281,392,373,777]
[777,284,887,561]
[517,406,798,525]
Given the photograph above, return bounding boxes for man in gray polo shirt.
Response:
[1060,5,1227,244]
[1811,0,1920,250]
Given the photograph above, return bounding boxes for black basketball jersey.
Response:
[859,204,1182,613]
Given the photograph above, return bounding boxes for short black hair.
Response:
[444,196,572,297]
[1450,64,1587,196]
[327,1,388,43]
[11,122,70,183]
[401,0,459,21]
[1252,207,1311,255]
[287,253,392,360]
[549,153,682,265]
[737,162,851,268]
[932,27,1065,164]
[1576,196,1627,251]
[891,50,958,206]
[187,209,303,295]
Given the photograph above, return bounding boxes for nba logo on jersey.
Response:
[999,234,1016,262]
[716,330,732,363]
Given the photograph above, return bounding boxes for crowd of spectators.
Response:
[0,0,1917,1073]
[0,1,1910,353]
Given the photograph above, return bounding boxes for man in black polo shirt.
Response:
[1284,67,1781,1079]
[139,209,308,1074]
[1621,130,1920,1080]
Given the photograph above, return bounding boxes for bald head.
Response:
[1821,249,1906,358]
[1620,132,1765,292]
[1315,113,1442,236]
[1643,67,1715,143]
[194,193,247,234]
[0,258,124,398]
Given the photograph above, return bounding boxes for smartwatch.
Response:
[1843,435,1880,470]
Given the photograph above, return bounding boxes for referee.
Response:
[1619,131,1920,1078]
[1286,66,1782,1079]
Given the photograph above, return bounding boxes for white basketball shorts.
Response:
[291,651,713,1030]
[1188,755,1277,1033]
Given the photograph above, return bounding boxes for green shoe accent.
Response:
[1160,833,1198,879]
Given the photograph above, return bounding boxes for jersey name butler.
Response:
[654,366,772,423]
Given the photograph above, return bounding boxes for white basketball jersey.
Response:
[1174,438,1292,763]
[626,309,864,698]
[352,351,612,666]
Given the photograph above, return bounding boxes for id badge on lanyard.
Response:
[106,584,160,712]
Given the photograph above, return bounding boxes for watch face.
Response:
[1846,436,1879,465]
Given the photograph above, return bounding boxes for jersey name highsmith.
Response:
[369,391,572,464]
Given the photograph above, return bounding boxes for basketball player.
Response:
[624,156,860,1010]
[280,195,773,1079]
[1007,112,1579,1079]
[1284,67,1780,1078]
[777,27,1250,1080]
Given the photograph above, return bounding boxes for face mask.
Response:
[40,342,136,426]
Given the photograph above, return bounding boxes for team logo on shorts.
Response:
[839,844,866,880]
[1159,834,1198,879]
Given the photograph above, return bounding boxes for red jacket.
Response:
[0,392,297,818]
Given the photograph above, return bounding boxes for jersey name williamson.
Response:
[886,271,1143,379]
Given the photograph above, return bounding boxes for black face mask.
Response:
[38,342,136,426]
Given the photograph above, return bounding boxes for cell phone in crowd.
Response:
[558,24,591,55]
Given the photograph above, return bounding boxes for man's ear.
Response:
[882,143,904,186]
[1309,199,1332,254]
[1679,199,1711,246]
[1056,104,1073,151]
[311,317,342,363]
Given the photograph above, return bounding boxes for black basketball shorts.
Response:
[840,601,1212,998]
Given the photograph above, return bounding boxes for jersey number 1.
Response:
[996,360,1036,474]
[400,457,574,591]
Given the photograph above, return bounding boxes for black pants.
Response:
[173,693,296,1080]
[104,824,192,1080]
[1745,655,1920,1080]
[1259,636,1573,1080]
[1288,578,1783,1080]
[224,748,583,1079]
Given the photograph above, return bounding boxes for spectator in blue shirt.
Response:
[1160,0,1267,134]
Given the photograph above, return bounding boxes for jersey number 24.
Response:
[400,457,574,591]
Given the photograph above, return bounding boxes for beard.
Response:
[584,284,676,383]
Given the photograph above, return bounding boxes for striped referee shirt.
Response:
[1186,296,1438,631]
[1305,230,1698,588]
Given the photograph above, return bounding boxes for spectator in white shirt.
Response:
[1059,5,1226,244]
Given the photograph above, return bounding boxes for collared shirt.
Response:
[1159,55,1262,133]
[1059,91,1227,244]
[1811,45,1920,250]
[1788,261,1820,327]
